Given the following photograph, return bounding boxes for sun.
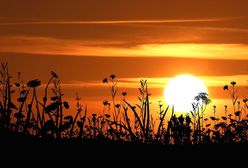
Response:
[164,74,207,113]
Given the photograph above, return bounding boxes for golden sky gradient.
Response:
[1,0,248,115]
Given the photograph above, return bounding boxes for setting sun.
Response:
[1,0,248,153]
[164,74,208,112]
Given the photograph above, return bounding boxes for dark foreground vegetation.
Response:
[0,62,248,156]
[1,128,247,162]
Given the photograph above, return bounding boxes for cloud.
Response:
[1,36,248,60]
[117,75,248,87]
[49,75,248,102]
[0,17,240,26]
[59,75,248,89]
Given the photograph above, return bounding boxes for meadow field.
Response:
[0,62,247,148]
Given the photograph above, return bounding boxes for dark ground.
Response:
[0,128,247,165]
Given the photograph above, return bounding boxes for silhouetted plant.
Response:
[156,101,169,141]
[103,75,120,128]
[1,64,248,146]
[193,92,211,143]
[224,81,239,118]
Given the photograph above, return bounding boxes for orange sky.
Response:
[1,0,248,115]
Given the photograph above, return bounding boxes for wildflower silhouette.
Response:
[0,63,248,147]
[27,79,41,88]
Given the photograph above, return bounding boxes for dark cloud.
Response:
[1,0,248,20]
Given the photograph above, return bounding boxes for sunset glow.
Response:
[1,36,248,60]
[2,0,248,150]
[1,0,248,121]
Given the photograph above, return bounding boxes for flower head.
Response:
[115,104,121,109]
[210,116,216,120]
[235,111,241,116]
[122,91,127,97]
[223,85,228,90]
[103,78,108,83]
[63,101,69,109]
[222,116,227,120]
[103,100,110,106]
[110,74,116,80]
[230,81,236,86]
[105,114,110,118]
[15,83,20,87]
[27,79,41,88]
